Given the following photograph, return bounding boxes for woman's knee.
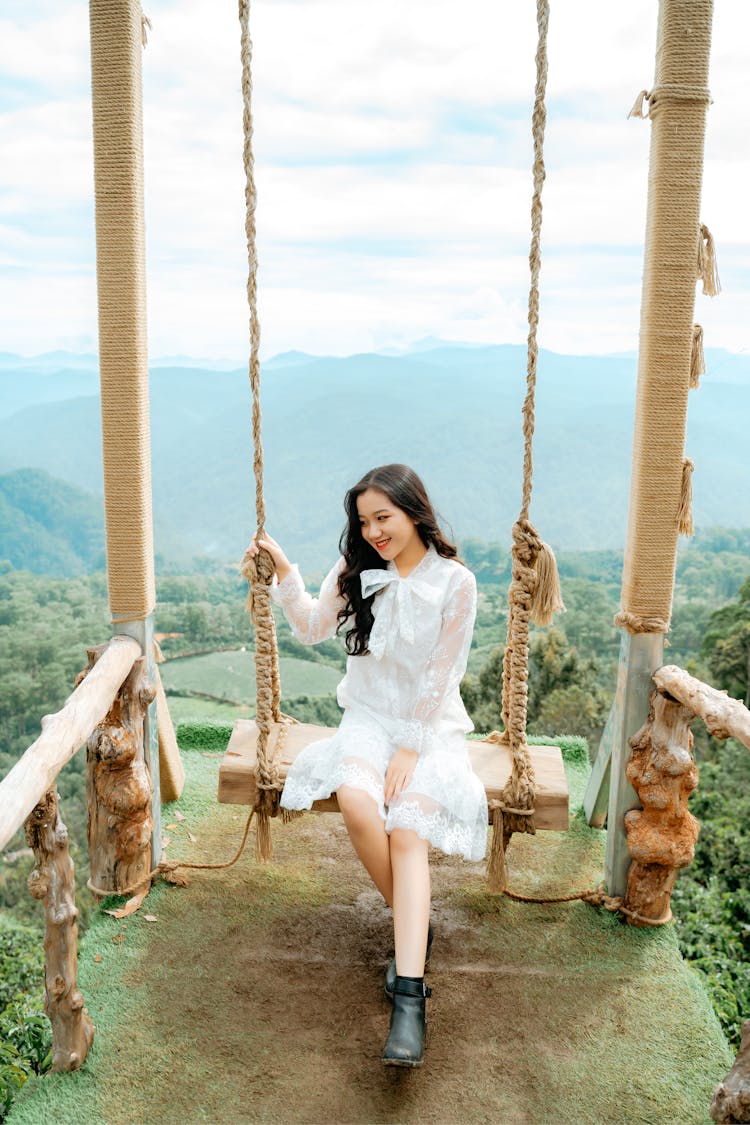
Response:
[337,783,380,824]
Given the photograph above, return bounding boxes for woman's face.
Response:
[356,487,421,565]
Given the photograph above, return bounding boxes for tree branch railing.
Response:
[619,663,750,1122]
[621,661,750,928]
[0,635,141,850]
[653,664,750,751]
[0,633,142,1073]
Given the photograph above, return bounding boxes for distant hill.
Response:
[1,344,748,571]
[0,469,106,575]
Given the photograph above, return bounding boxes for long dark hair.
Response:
[335,464,462,655]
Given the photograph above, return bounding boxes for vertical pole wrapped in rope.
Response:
[89,0,156,625]
[238,0,284,859]
[491,0,564,892]
[616,0,715,636]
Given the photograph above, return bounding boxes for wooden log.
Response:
[154,664,185,803]
[84,646,155,896]
[710,1018,750,1123]
[623,690,700,925]
[25,786,94,1072]
[115,617,163,869]
[0,635,141,851]
[653,664,750,751]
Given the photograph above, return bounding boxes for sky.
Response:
[1,1,749,362]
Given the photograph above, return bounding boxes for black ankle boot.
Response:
[384,922,433,1001]
[381,975,432,1067]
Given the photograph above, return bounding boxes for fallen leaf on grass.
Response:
[161,834,171,849]
[94,954,102,963]
[103,883,150,919]
[174,810,186,821]
[165,823,178,830]
[187,832,197,843]
[143,914,158,923]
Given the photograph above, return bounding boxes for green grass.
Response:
[163,696,251,724]
[160,651,341,701]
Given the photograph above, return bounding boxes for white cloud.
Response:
[1,0,749,359]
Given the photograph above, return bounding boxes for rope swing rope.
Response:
[236,0,302,861]
[233,0,565,883]
[488,0,565,893]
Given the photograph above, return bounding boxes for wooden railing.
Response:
[0,636,141,850]
[0,635,144,1073]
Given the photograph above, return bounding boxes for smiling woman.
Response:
[245,461,487,1065]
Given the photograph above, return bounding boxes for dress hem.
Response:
[281,776,488,863]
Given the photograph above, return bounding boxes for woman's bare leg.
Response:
[337,783,393,908]
[389,827,430,976]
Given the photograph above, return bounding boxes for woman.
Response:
[246,463,487,1067]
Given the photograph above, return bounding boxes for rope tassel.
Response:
[698,224,721,296]
[690,324,706,389]
[530,540,565,627]
[254,797,274,862]
[487,804,508,893]
[677,458,695,537]
[627,89,650,119]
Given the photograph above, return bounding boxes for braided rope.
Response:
[518,0,548,528]
[492,0,553,889]
[237,0,285,857]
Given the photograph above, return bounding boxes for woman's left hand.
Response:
[384,748,419,805]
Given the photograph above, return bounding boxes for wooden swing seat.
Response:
[218,720,569,830]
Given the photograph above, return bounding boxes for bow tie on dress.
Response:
[359,568,442,660]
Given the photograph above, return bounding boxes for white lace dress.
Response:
[270,542,488,861]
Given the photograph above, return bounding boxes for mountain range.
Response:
[1,343,748,573]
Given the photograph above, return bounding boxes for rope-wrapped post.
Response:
[492,0,564,892]
[237,0,286,859]
[618,0,716,634]
[89,0,155,626]
[89,0,170,864]
[601,0,715,899]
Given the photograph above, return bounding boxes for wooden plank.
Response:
[218,720,569,830]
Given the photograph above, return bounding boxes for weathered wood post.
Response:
[25,787,95,1071]
[81,646,155,894]
[584,0,715,896]
[622,690,700,924]
[711,1018,750,1124]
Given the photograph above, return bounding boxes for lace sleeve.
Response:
[398,568,477,754]
[269,556,346,645]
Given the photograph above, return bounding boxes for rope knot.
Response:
[240,545,276,620]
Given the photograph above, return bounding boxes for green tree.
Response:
[460,627,611,745]
[700,576,750,705]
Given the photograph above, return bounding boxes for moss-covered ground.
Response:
[8,741,731,1125]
